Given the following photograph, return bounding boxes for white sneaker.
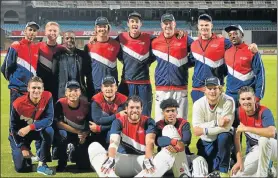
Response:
[31,155,39,162]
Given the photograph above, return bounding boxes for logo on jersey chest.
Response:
[240,56,248,60]
[211,44,219,48]
[107,47,115,51]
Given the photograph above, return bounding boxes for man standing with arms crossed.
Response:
[192,76,235,177]
[231,86,277,177]
[190,14,258,103]
[152,13,194,122]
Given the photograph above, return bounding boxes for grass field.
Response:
[1,55,277,177]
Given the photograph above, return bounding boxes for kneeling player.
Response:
[156,98,208,177]
[231,86,277,177]
[54,80,90,171]
[8,76,54,175]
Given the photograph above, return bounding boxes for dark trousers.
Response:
[9,126,54,172]
[191,90,204,103]
[10,89,25,112]
[55,130,90,169]
[197,132,233,173]
[119,82,152,116]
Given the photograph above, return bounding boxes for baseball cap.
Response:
[25,21,40,30]
[224,24,244,35]
[102,76,116,85]
[198,14,212,22]
[205,77,221,86]
[161,13,175,22]
[65,80,80,89]
[160,98,179,110]
[128,11,142,20]
[95,17,109,26]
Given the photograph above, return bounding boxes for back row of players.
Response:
[2,11,276,177]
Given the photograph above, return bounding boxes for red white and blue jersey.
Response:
[37,42,64,93]
[55,97,89,131]
[117,32,155,84]
[224,43,265,100]
[152,34,194,90]
[110,115,156,155]
[234,105,276,152]
[156,118,191,154]
[1,39,39,92]
[10,91,54,147]
[191,34,232,88]
[86,39,120,91]
[91,92,127,132]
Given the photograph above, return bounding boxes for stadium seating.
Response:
[1,20,276,32]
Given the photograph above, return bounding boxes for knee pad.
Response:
[162,125,181,140]
[191,156,208,177]
[88,142,106,159]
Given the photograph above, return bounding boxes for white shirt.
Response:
[192,93,235,142]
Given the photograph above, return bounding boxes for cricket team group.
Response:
[1,11,277,177]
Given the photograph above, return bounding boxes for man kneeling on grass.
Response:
[8,76,54,175]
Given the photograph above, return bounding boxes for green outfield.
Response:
[1,55,277,177]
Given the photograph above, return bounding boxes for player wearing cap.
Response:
[88,96,184,177]
[8,76,54,175]
[116,11,155,116]
[190,14,258,103]
[1,21,40,110]
[230,86,277,177]
[85,17,120,95]
[52,31,92,101]
[224,25,265,105]
[54,80,91,172]
[155,98,208,177]
[192,76,235,177]
[152,13,194,122]
[89,76,127,149]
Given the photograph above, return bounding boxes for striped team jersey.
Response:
[224,42,265,100]
[234,105,276,153]
[110,115,156,155]
[1,39,39,92]
[86,39,120,91]
[191,34,231,88]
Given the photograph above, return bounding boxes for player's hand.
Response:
[174,141,185,152]
[248,43,258,53]
[217,34,224,38]
[78,131,88,144]
[101,157,115,174]
[218,117,230,127]
[89,121,100,133]
[231,161,244,176]
[21,148,34,158]
[166,145,177,153]
[11,41,20,46]
[18,126,31,137]
[118,110,127,117]
[89,32,97,44]
[175,29,185,39]
[236,123,247,133]
[193,126,204,136]
[143,157,155,174]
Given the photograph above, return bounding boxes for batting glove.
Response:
[101,157,115,172]
[143,157,155,170]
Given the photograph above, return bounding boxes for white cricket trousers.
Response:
[155,90,188,122]
[88,142,178,177]
[233,137,277,177]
